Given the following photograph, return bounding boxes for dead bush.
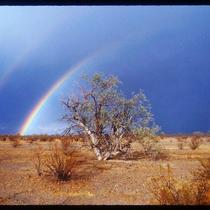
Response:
[189,136,203,150]
[2,137,6,141]
[44,143,77,181]
[28,138,35,144]
[148,163,209,205]
[177,139,185,150]
[29,139,34,144]
[193,158,210,180]
[136,128,167,160]
[60,138,71,155]
[32,145,44,176]
[11,138,21,148]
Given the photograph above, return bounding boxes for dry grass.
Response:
[177,142,184,150]
[148,163,210,205]
[44,143,77,181]
[177,139,185,150]
[189,136,203,150]
[0,135,210,204]
[32,145,44,176]
[193,158,210,180]
[11,139,21,148]
[60,138,71,155]
[136,128,168,160]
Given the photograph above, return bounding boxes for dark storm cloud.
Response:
[0,6,210,134]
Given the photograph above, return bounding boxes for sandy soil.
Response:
[0,137,210,205]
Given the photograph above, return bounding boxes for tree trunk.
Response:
[93,146,103,160]
[77,121,103,160]
[114,133,124,152]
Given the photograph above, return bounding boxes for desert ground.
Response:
[0,135,210,205]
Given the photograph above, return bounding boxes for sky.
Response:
[0,6,210,135]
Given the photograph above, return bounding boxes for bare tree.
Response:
[61,73,158,160]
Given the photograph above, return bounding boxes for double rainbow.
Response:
[19,43,118,135]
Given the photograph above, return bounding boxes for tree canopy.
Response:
[62,73,159,160]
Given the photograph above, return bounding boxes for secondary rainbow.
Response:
[0,46,35,89]
[0,18,63,90]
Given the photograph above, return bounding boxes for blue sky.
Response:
[0,6,210,135]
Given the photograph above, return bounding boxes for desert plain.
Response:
[0,135,210,205]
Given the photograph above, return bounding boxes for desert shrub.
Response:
[29,139,34,144]
[193,158,210,180]
[32,145,44,176]
[189,136,203,150]
[11,138,21,148]
[148,164,209,205]
[44,143,77,181]
[28,137,35,144]
[203,137,209,143]
[207,137,210,143]
[40,138,47,142]
[189,159,210,204]
[2,137,7,141]
[177,142,183,150]
[60,138,71,155]
[136,127,167,160]
[177,139,185,150]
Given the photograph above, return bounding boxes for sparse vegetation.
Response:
[60,138,71,155]
[148,163,209,205]
[32,145,44,176]
[193,158,210,180]
[11,138,21,148]
[189,136,203,150]
[44,143,77,181]
[177,141,184,150]
[0,134,209,204]
[136,127,166,160]
[177,139,185,150]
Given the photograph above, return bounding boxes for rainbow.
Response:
[19,46,113,135]
[0,46,35,90]
[19,58,91,135]
[0,17,64,90]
